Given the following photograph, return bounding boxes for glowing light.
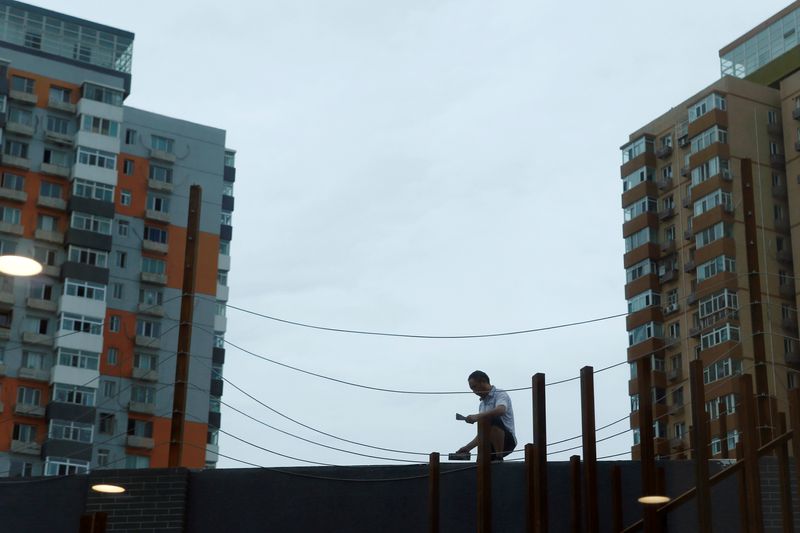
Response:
[0,255,42,276]
[638,495,671,505]
[91,484,126,494]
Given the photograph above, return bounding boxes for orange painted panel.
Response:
[99,309,137,378]
[116,153,150,217]
[7,68,80,108]
[150,417,207,468]
[0,377,50,451]
[165,227,219,296]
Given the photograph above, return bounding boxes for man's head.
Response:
[468,370,492,398]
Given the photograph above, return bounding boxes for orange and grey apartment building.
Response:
[0,1,234,476]
[621,2,800,460]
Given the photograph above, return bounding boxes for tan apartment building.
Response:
[622,2,800,460]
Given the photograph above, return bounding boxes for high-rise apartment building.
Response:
[0,1,234,476]
[622,2,800,459]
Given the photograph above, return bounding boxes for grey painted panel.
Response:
[60,261,109,285]
[46,402,96,424]
[42,439,93,461]
[68,197,115,219]
[65,228,112,252]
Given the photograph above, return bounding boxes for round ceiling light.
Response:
[0,255,42,277]
[638,495,671,505]
[91,484,126,494]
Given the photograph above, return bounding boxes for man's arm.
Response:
[464,404,507,424]
[457,435,478,454]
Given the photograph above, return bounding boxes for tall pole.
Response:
[532,373,548,532]
[168,185,202,467]
[580,366,598,533]
[636,356,656,532]
[689,359,712,532]
[429,452,440,533]
[477,417,492,533]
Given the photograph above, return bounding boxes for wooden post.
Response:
[429,452,440,533]
[570,455,581,533]
[636,356,657,532]
[689,359,712,533]
[168,184,202,467]
[532,373,548,533]
[525,444,535,533]
[774,415,793,533]
[736,442,749,533]
[79,513,107,533]
[719,402,729,459]
[738,374,763,533]
[789,387,800,507]
[611,465,623,533]
[477,416,492,533]
[580,366,599,533]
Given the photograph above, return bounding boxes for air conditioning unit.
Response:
[663,303,678,314]
[721,168,731,180]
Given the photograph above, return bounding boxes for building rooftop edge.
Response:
[718,1,800,56]
[0,0,134,40]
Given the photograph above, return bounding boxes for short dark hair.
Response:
[468,370,490,384]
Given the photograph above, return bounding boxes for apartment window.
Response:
[8,106,32,127]
[40,181,62,199]
[224,150,236,167]
[115,251,127,269]
[711,431,740,456]
[699,289,738,319]
[663,225,675,242]
[693,189,732,217]
[672,386,684,407]
[668,322,680,338]
[143,226,167,244]
[120,189,132,206]
[44,458,89,476]
[111,283,124,300]
[125,455,150,469]
[151,135,174,153]
[627,290,660,314]
[662,195,674,211]
[776,236,785,253]
[214,334,225,348]
[667,289,678,306]
[0,205,21,225]
[124,128,136,144]
[220,241,230,256]
[28,280,53,300]
[11,75,35,94]
[106,347,118,365]
[71,212,112,235]
[127,418,153,438]
[123,159,134,175]
[674,422,686,439]
[621,166,654,192]
[73,178,114,202]
[690,126,728,154]
[0,173,23,192]
[148,165,173,183]
[45,115,70,135]
[773,173,782,187]
[43,147,71,167]
[696,222,730,249]
[768,110,779,124]
[789,372,799,390]
[23,317,48,336]
[131,385,155,404]
[68,246,108,267]
[706,394,737,419]
[779,270,791,287]
[215,301,226,317]
[117,220,129,237]
[4,139,29,158]
[99,413,116,434]
[33,247,57,267]
[64,278,106,301]
[210,397,221,413]
[625,259,656,283]
[81,115,119,137]
[52,383,95,406]
[621,137,653,163]
[49,419,93,443]
[76,146,117,170]
[134,352,157,370]
[109,315,120,333]
[628,321,663,346]
[221,211,233,225]
[703,358,742,384]
[653,420,667,439]
[697,255,735,282]
[49,86,71,104]
[624,227,657,253]
[139,287,163,306]
[22,350,47,369]
[0,309,12,329]
[146,194,170,213]
[774,204,785,221]
[58,348,99,370]
[97,449,110,467]
[101,380,116,398]
[770,142,780,155]
[700,324,740,351]
[37,214,58,232]
[82,83,123,106]
[688,93,726,122]
[630,394,639,412]
[142,257,166,274]
[60,313,103,335]
[218,271,228,285]
[136,319,161,338]
[12,424,36,443]
[223,183,234,196]
[17,386,41,405]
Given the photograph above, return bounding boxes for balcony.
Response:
[147,179,173,192]
[684,229,693,240]
[14,403,44,417]
[128,401,157,415]
[126,435,155,449]
[663,303,679,316]
[775,218,790,233]
[657,177,673,190]
[40,162,71,178]
[658,207,675,221]
[659,269,678,283]
[141,272,167,285]
[132,367,158,382]
[787,350,800,365]
[664,336,680,348]
[772,184,787,198]
[9,90,37,105]
[34,229,64,244]
[0,328,10,341]
[2,154,30,170]
[656,145,673,159]
[44,129,73,146]
[5,122,34,137]
[781,317,798,332]
[682,195,692,208]
[680,166,689,177]
[149,148,176,163]
[137,302,164,317]
[794,107,800,120]
[135,335,160,349]
[767,122,782,136]
[142,240,168,254]
[780,283,796,298]
[0,187,27,203]
[18,367,49,381]
[144,209,170,223]
[689,325,702,338]
[777,250,793,264]
[10,440,40,455]
[26,297,57,313]
[683,260,695,273]
[677,135,689,148]
[47,98,76,114]
[669,436,687,450]
[21,331,53,347]
[721,169,733,182]
[668,367,682,381]
[660,241,676,256]
[770,153,785,168]
[36,196,66,210]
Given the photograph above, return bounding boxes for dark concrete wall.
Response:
[0,475,86,532]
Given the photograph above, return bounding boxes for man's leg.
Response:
[489,425,506,460]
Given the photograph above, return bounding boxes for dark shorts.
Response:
[490,417,517,459]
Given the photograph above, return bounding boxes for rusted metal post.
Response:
[636,356,656,532]
[719,402,729,459]
[532,373,548,533]
[168,184,201,467]
[611,465,623,533]
[477,417,492,533]
[689,359,712,533]
[580,366,599,533]
[739,374,763,533]
[736,442,749,533]
[429,452,440,533]
[525,443,535,533]
[775,414,793,533]
[570,455,581,533]
[789,387,800,508]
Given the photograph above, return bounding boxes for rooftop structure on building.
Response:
[0,0,235,477]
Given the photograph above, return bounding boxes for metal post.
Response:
[429,452,440,533]
[532,373,548,533]
[611,465,623,533]
[570,455,581,533]
[580,366,599,533]
[525,443,535,533]
[739,374,763,533]
[774,415,793,533]
[689,359,712,533]
[636,356,656,532]
[736,442,749,533]
[719,402,729,459]
[477,416,492,533]
[168,184,202,467]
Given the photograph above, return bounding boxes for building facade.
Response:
[622,2,800,459]
[0,1,233,476]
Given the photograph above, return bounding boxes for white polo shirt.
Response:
[478,386,516,441]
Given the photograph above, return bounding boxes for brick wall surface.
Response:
[84,468,189,532]
[760,457,799,533]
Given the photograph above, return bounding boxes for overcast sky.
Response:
[34,0,792,468]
